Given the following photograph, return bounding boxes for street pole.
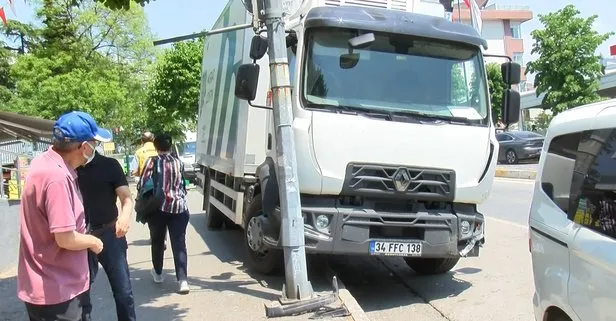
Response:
[262,0,314,302]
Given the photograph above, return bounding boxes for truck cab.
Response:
[196,0,520,275]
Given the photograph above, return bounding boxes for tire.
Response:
[505,149,518,164]
[205,174,225,229]
[404,257,460,275]
[243,196,283,275]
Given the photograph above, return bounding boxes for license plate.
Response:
[369,241,422,257]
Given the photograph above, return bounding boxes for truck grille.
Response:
[341,163,455,201]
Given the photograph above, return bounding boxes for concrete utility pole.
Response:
[260,0,314,302]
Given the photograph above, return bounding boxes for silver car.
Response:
[496,131,544,164]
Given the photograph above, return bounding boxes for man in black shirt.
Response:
[77,150,136,321]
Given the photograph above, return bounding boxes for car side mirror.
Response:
[501,61,521,85]
[502,88,520,125]
[235,63,260,101]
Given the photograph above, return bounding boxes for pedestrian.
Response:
[132,131,158,178]
[17,111,110,321]
[137,133,190,294]
[133,131,168,248]
[77,148,136,321]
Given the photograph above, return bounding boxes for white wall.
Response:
[481,20,506,57]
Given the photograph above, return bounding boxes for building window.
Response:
[541,128,616,240]
[519,81,527,92]
[512,52,523,66]
[510,24,522,39]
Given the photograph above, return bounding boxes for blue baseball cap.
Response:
[53,111,113,143]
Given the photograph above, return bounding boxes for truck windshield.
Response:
[302,28,489,124]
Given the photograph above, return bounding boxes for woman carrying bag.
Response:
[135,133,190,294]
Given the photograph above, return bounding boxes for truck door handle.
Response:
[267,134,272,150]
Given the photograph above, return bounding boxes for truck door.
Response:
[566,126,616,321]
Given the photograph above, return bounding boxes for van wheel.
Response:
[205,175,225,229]
[404,257,460,275]
[244,196,282,275]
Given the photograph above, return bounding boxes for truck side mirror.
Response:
[235,64,260,101]
[501,61,521,85]
[250,35,268,60]
[502,88,520,124]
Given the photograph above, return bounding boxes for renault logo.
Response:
[393,168,412,192]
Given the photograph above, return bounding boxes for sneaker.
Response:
[178,280,190,294]
[151,268,164,284]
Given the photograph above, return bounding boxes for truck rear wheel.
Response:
[244,196,282,275]
[204,174,226,229]
[404,257,460,275]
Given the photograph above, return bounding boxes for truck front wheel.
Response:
[244,196,282,275]
[404,257,460,275]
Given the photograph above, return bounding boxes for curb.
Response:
[494,168,536,180]
[323,264,370,321]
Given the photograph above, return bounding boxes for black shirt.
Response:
[77,152,128,226]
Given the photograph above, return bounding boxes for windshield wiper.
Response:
[388,110,473,124]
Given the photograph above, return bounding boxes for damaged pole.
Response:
[262,0,314,302]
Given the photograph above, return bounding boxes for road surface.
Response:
[329,177,537,321]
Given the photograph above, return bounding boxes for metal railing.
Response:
[484,4,530,11]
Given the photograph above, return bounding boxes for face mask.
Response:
[83,142,97,165]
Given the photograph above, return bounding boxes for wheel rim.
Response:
[246,213,268,257]
[506,151,516,163]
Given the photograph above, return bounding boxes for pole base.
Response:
[264,276,340,318]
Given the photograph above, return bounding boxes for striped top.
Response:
[139,153,188,214]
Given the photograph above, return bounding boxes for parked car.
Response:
[529,98,616,321]
[496,131,544,164]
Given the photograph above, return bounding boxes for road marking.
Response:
[486,216,528,229]
[494,177,536,185]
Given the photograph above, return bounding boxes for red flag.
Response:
[0,7,7,26]
[611,45,616,56]
[463,0,471,8]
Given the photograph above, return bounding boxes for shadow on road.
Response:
[327,256,474,313]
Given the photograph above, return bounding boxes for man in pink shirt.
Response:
[17,111,112,320]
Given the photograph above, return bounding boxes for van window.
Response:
[541,128,616,239]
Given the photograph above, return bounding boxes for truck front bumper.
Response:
[267,197,485,258]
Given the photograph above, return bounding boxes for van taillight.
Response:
[266,90,272,107]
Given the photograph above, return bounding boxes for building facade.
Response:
[452,0,533,91]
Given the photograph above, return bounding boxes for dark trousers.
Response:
[25,291,87,321]
[82,228,136,321]
[148,210,189,281]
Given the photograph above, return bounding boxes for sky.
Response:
[3,0,616,74]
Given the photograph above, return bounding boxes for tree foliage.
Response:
[144,38,203,139]
[91,0,154,10]
[0,0,154,147]
[485,63,504,124]
[526,4,614,115]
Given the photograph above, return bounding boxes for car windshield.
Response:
[302,28,490,124]
[178,142,196,155]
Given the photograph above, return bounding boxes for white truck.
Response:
[195,0,521,275]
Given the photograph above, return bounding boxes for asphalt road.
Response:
[329,177,537,321]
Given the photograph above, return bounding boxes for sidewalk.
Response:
[0,191,354,321]
[495,164,537,180]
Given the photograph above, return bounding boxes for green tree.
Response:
[526,4,614,115]
[92,0,154,10]
[485,63,504,124]
[2,0,154,140]
[144,38,203,139]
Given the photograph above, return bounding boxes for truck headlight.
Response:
[460,220,471,236]
[315,215,330,231]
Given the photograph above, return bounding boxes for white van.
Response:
[529,98,616,321]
